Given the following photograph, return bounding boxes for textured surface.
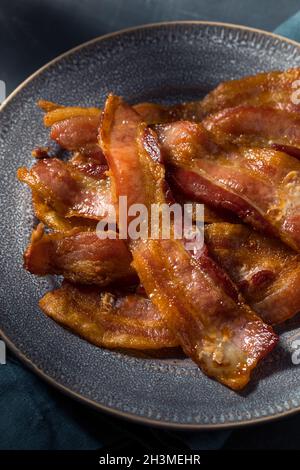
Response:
[1,22,300,428]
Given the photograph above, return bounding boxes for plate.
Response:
[1,21,300,429]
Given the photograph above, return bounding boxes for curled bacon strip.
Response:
[24,224,136,286]
[46,100,203,156]
[23,219,300,325]
[203,106,300,153]
[44,106,100,127]
[17,158,113,221]
[200,68,300,117]
[133,237,277,389]
[31,193,97,231]
[50,115,101,149]
[205,223,300,325]
[40,282,177,350]
[99,95,278,390]
[69,151,108,179]
[158,121,300,252]
[20,70,300,388]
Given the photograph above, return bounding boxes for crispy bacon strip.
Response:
[27,219,300,325]
[24,224,136,286]
[134,101,203,123]
[203,106,300,153]
[158,121,300,251]
[69,150,108,179]
[17,158,113,221]
[47,101,199,154]
[44,106,100,127]
[32,193,95,231]
[40,282,177,350]
[200,68,300,117]
[99,95,277,390]
[50,115,101,150]
[37,99,64,112]
[45,102,167,151]
[133,238,277,389]
[205,223,300,325]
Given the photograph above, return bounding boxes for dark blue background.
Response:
[1,0,300,449]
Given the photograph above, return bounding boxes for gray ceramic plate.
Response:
[1,21,300,430]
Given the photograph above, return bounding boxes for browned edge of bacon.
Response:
[24,223,137,286]
[40,281,178,350]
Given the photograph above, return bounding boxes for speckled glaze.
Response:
[1,22,300,429]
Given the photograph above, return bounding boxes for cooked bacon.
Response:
[157,121,300,251]
[205,223,300,325]
[99,95,278,390]
[32,193,96,231]
[41,69,300,154]
[134,101,204,123]
[44,106,100,127]
[28,217,300,325]
[203,106,300,153]
[133,237,277,389]
[24,224,136,286]
[100,95,153,212]
[37,99,64,112]
[133,102,175,124]
[48,101,200,155]
[50,115,101,150]
[171,147,300,252]
[32,146,52,159]
[40,282,177,350]
[44,101,173,130]
[157,121,219,165]
[17,158,113,221]
[200,68,300,117]
[20,72,300,388]
[69,150,108,179]
[174,193,235,224]
[271,144,300,161]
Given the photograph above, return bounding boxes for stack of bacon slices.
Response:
[17,68,300,390]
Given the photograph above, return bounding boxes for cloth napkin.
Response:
[1,12,300,451]
[274,11,300,40]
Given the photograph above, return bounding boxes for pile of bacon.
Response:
[17,68,300,390]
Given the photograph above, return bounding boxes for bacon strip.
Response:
[44,106,100,127]
[205,223,300,325]
[47,101,201,154]
[41,68,300,155]
[26,220,300,326]
[51,115,102,150]
[69,150,108,179]
[24,224,136,286]
[203,106,300,153]
[200,68,300,117]
[31,193,96,231]
[40,282,177,350]
[17,158,113,221]
[24,216,300,325]
[158,121,300,251]
[99,95,277,390]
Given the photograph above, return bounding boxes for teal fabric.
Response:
[1,11,299,450]
[0,353,230,450]
[274,11,300,41]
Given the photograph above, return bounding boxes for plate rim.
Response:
[1,20,300,431]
